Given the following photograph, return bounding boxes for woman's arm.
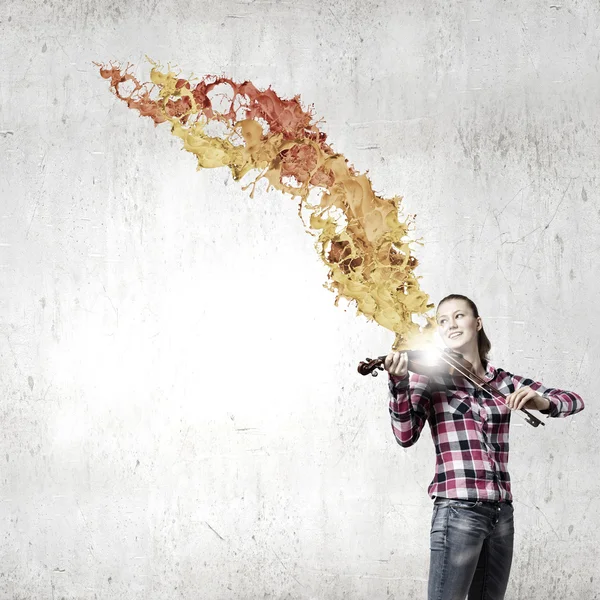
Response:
[388,373,433,446]
[507,373,585,418]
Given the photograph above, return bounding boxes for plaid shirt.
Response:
[388,363,585,502]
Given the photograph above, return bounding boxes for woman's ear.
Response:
[476,317,482,331]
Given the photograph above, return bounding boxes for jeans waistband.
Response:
[434,496,512,506]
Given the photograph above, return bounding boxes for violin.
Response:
[358,349,544,428]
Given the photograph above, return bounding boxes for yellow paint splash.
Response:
[96,60,436,349]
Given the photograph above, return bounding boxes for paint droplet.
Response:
[40,297,46,308]
[42,43,47,53]
[28,376,34,391]
[582,187,588,202]
[568,525,574,535]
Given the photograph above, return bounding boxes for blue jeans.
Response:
[428,498,514,600]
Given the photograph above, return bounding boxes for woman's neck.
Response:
[458,347,486,378]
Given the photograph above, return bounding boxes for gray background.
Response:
[0,0,597,598]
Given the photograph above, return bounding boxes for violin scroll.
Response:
[357,356,387,377]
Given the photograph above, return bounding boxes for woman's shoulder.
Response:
[485,364,524,390]
[487,365,531,388]
[486,363,511,378]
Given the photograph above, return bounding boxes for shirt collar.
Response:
[485,363,497,381]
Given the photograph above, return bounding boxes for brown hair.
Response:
[437,294,491,368]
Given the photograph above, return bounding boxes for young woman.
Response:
[384,294,584,600]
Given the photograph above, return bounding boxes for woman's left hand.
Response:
[505,386,551,411]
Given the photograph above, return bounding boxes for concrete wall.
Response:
[1,0,597,597]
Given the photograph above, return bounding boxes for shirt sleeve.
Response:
[388,372,432,447]
[510,372,585,418]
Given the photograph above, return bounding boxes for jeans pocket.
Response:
[429,504,448,551]
[448,499,481,510]
[431,504,440,528]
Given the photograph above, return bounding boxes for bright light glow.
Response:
[422,347,441,366]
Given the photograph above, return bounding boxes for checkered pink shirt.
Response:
[388,363,584,502]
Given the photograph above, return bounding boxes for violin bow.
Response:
[359,351,545,427]
[438,351,545,428]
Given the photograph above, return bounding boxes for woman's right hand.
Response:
[384,351,409,378]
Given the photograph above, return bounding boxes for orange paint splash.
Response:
[96,60,436,349]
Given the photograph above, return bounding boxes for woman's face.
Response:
[436,298,482,352]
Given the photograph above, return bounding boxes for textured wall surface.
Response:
[1,1,598,598]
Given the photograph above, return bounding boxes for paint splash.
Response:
[96,59,436,349]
